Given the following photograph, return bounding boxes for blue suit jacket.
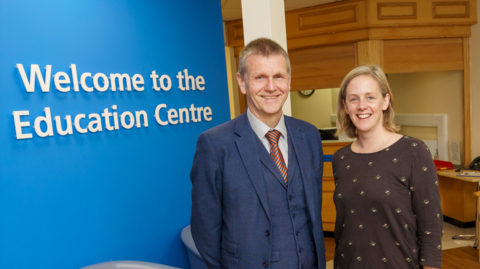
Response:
[190,113,326,269]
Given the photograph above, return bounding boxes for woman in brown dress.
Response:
[332,65,442,269]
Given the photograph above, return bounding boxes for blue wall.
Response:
[0,1,229,268]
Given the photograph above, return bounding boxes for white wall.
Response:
[388,71,464,150]
[291,89,336,128]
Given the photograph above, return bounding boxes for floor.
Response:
[324,222,477,269]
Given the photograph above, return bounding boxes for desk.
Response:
[437,170,478,225]
[437,170,480,183]
[437,169,480,247]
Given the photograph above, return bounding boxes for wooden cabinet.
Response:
[289,44,356,91]
[437,170,478,226]
[322,142,350,232]
[383,38,464,73]
[225,0,477,50]
[285,0,368,43]
[369,0,476,27]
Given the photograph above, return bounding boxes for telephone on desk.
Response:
[470,156,480,171]
[455,156,480,172]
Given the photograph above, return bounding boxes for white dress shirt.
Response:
[247,108,288,166]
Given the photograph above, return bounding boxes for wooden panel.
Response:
[357,40,384,67]
[287,29,369,50]
[322,222,335,232]
[322,191,337,224]
[234,57,247,115]
[234,46,243,58]
[463,37,472,165]
[286,0,367,39]
[369,0,477,27]
[299,6,357,30]
[238,88,246,115]
[433,1,470,19]
[226,1,368,50]
[321,142,346,232]
[323,162,333,177]
[323,178,335,192]
[438,173,444,211]
[439,176,477,222]
[369,25,471,39]
[233,25,244,41]
[464,181,477,222]
[322,142,351,155]
[225,0,477,50]
[440,176,466,221]
[383,38,464,73]
[378,2,417,20]
[225,20,244,47]
[289,43,356,91]
[324,237,335,261]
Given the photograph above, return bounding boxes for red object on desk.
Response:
[433,160,453,171]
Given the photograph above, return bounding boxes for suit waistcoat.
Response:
[257,135,317,269]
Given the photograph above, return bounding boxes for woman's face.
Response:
[342,75,390,136]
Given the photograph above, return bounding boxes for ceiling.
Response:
[221,0,343,21]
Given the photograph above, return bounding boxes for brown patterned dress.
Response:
[332,136,443,269]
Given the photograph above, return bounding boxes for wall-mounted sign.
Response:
[0,1,228,269]
[13,65,213,139]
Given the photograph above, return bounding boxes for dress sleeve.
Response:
[410,142,443,268]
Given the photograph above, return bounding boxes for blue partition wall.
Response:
[0,1,229,268]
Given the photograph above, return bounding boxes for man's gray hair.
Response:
[237,37,291,78]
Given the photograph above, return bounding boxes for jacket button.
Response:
[292,213,296,218]
[265,230,270,236]
[262,262,269,268]
[296,231,300,236]
[289,195,293,200]
[299,248,303,253]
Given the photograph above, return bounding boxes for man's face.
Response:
[237,54,290,125]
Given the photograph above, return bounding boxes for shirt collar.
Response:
[247,108,287,140]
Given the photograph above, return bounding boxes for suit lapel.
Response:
[286,134,296,184]
[286,117,316,226]
[235,114,271,220]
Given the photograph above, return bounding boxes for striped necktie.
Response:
[266,129,287,183]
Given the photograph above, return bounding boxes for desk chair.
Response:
[80,260,180,269]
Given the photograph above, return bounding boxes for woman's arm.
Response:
[410,142,443,269]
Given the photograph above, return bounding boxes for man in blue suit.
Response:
[191,38,325,269]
